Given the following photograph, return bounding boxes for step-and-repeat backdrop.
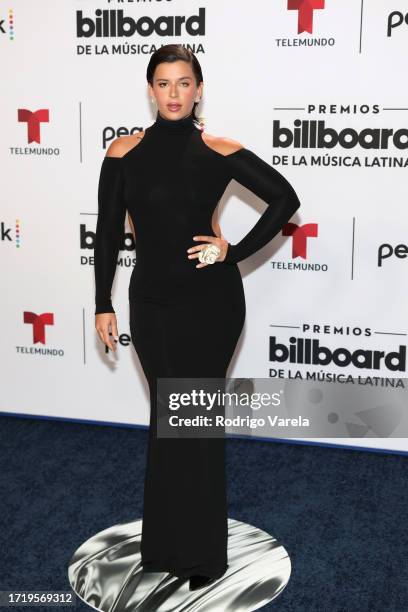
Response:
[2,1,407,452]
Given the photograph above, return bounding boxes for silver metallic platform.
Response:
[67,517,291,611]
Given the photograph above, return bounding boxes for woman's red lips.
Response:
[167,104,181,110]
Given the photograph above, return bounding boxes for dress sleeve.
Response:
[221,148,301,264]
[94,156,126,314]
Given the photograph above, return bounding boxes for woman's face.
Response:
[148,60,202,120]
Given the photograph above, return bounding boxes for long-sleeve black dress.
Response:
[94,110,301,580]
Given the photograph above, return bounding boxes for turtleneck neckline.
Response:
[153,110,197,134]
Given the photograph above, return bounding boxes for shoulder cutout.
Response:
[105,131,146,158]
[201,133,244,157]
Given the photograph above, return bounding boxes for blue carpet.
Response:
[0,414,407,611]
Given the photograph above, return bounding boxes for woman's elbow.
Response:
[287,184,301,215]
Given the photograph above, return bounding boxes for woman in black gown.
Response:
[94,45,301,592]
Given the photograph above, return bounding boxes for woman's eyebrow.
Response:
[156,76,193,81]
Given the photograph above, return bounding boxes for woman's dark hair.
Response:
[146,44,203,123]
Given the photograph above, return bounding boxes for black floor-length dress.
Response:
[94,110,301,579]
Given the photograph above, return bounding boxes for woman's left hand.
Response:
[187,235,229,268]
